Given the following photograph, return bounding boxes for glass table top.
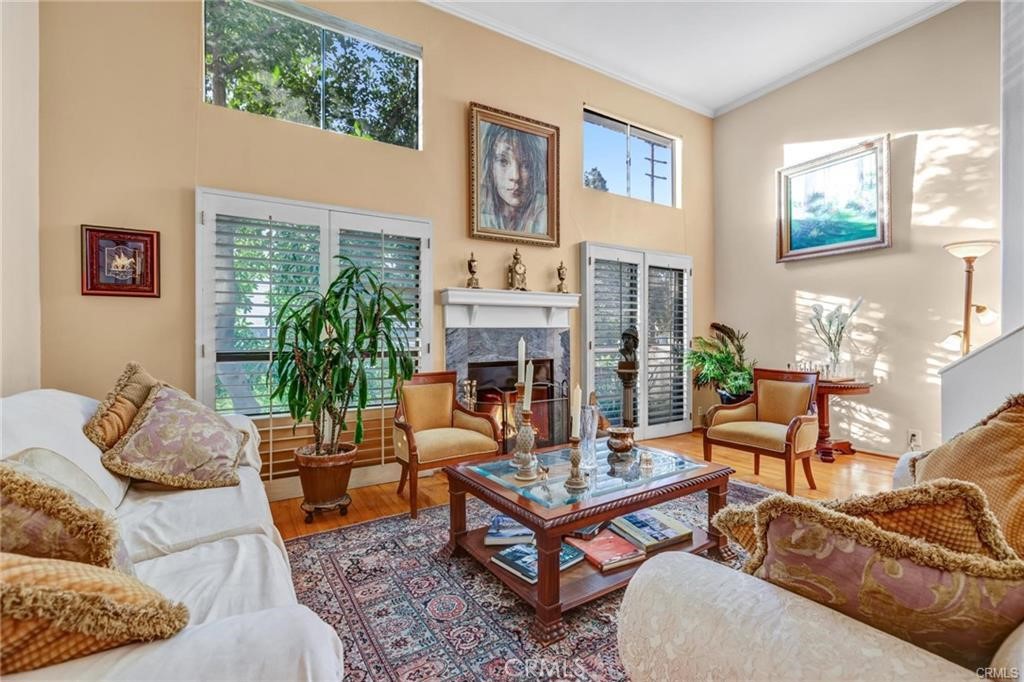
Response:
[467,440,705,509]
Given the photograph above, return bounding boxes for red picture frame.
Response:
[81,225,160,297]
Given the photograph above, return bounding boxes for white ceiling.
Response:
[426,1,959,117]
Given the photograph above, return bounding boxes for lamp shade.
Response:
[974,305,999,326]
[940,330,964,351]
[943,240,1000,260]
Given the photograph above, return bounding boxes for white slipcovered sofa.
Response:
[618,452,1024,681]
[1,389,344,681]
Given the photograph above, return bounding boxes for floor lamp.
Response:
[942,240,1000,356]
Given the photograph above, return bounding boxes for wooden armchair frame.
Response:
[703,368,819,495]
[394,371,501,518]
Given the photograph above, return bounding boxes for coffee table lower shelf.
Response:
[457,526,714,613]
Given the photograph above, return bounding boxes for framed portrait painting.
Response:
[777,134,891,262]
[81,225,160,297]
[469,102,559,247]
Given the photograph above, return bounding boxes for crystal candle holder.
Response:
[579,405,598,471]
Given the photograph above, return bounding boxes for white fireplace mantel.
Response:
[441,287,580,329]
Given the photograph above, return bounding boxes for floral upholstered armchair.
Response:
[393,371,500,518]
[703,368,819,495]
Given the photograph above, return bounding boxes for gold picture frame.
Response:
[469,102,559,247]
[777,135,891,263]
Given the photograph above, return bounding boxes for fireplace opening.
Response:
[466,359,566,452]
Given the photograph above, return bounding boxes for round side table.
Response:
[816,380,873,462]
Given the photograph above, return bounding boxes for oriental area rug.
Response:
[285,480,771,682]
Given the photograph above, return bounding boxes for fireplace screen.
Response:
[465,359,568,452]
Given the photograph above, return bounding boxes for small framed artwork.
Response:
[469,102,559,247]
[777,134,891,263]
[81,225,160,297]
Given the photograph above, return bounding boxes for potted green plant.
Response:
[271,256,415,523]
[684,322,755,404]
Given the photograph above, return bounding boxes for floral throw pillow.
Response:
[101,386,247,489]
[0,461,134,574]
[746,494,1024,670]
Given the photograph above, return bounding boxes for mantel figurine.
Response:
[556,261,568,293]
[508,249,528,291]
[466,252,481,289]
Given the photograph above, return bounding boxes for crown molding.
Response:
[420,0,716,118]
[713,0,961,116]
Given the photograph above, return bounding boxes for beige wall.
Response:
[713,1,1002,453]
[39,0,714,418]
[2,0,42,397]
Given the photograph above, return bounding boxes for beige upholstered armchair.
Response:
[393,371,501,518]
[703,368,819,495]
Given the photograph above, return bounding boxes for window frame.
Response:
[202,0,424,150]
[194,187,433,414]
[582,107,681,208]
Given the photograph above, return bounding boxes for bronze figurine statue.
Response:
[556,261,568,293]
[619,324,639,365]
[466,252,481,289]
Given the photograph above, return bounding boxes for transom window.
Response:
[204,0,421,149]
[583,109,677,207]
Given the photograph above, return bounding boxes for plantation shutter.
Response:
[213,213,322,416]
[645,261,692,436]
[336,228,424,407]
[591,258,639,426]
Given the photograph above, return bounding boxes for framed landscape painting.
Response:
[777,135,891,262]
[469,102,559,247]
[81,225,160,297]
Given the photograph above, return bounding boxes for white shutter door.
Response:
[644,252,693,437]
[581,243,643,428]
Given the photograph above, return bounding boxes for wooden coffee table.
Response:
[441,441,734,645]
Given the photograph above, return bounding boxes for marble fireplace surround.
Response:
[441,288,581,401]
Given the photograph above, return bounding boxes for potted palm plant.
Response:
[271,256,415,523]
[684,322,755,404]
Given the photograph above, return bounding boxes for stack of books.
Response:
[484,515,534,546]
[610,509,693,552]
[490,543,584,584]
[565,529,645,572]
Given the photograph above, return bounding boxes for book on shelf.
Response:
[567,521,607,540]
[611,509,693,552]
[490,543,584,584]
[565,529,646,572]
[484,514,535,546]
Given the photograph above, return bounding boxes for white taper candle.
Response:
[517,337,526,384]
[523,361,534,411]
[570,384,582,438]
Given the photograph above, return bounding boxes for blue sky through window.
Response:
[583,109,674,206]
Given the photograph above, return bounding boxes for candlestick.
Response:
[570,384,582,439]
[513,409,537,481]
[564,435,587,492]
[517,337,526,384]
[523,361,534,411]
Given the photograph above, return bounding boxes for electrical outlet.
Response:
[907,429,923,451]
[697,406,706,417]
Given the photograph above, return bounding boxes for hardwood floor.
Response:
[271,431,897,541]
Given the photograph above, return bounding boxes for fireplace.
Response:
[466,359,567,452]
[442,288,578,453]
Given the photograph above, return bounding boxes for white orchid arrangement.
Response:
[810,297,863,360]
